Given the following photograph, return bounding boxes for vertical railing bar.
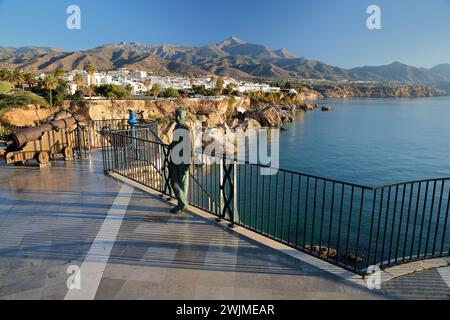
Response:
[267,173,272,235]
[388,186,399,266]
[250,165,254,228]
[424,180,438,257]
[255,166,260,232]
[149,141,153,188]
[148,140,153,187]
[367,189,378,268]
[261,173,266,234]
[354,188,365,271]
[295,175,303,248]
[280,172,287,241]
[417,181,429,259]
[287,173,294,244]
[395,184,407,264]
[303,176,310,250]
[410,182,422,261]
[374,188,385,266]
[402,183,415,263]
[142,140,147,187]
[336,184,345,262]
[244,162,247,225]
[196,163,199,208]
[432,180,445,256]
[274,171,280,239]
[327,182,336,261]
[344,185,355,268]
[311,178,318,253]
[439,185,450,256]
[318,180,327,258]
[380,186,391,268]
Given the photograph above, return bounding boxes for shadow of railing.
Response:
[100,127,450,276]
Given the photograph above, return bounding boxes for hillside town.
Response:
[60,69,289,96]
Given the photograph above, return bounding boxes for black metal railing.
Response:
[87,119,159,149]
[100,127,450,276]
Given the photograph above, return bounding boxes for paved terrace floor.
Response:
[0,153,447,300]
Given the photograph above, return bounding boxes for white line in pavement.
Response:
[438,267,450,288]
[65,184,134,300]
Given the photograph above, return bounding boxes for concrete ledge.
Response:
[380,257,450,284]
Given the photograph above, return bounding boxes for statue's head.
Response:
[175,109,187,125]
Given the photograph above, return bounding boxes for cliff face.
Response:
[293,87,323,101]
[312,84,446,98]
[69,97,251,123]
[0,105,52,126]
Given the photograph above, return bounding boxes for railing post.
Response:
[219,156,235,228]
[233,159,239,225]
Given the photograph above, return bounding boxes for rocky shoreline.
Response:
[309,83,447,98]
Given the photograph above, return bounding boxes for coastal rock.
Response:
[306,245,338,258]
[244,106,282,128]
[279,109,294,123]
[202,126,236,155]
[298,103,315,112]
[225,118,241,130]
[321,106,332,112]
[236,118,262,131]
[198,111,225,128]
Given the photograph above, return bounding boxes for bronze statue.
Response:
[168,109,192,214]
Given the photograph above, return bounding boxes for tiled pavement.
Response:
[381,267,450,300]
[0,154,447,300]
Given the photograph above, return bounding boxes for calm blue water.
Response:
[279,97,450,186]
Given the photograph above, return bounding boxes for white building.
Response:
[131,71,147,79]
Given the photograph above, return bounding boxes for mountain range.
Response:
[1,36,450,89]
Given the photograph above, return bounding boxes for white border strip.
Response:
[65,184,134,300]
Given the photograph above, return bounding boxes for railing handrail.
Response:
[104,128,450,191]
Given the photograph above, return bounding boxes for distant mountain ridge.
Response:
[1,37,450,89]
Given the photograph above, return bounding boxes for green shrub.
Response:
[94,84,132,100]
[159,87,180,98]
[0,90,49,116]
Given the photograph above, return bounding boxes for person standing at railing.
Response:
[168,109,193,214]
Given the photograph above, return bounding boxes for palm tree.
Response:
[84,64,96,86]
[53,68,66,80]
[144,79,152,92]
[41,75,58,111]
[0,69,12,82]
[9,68,25,88]
[151,83,161,98]
[23,72,38,90]
[188,74,195,86]
[73,74,84,87]
[84,64,96,99]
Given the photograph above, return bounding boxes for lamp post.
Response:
[128,110,139,156]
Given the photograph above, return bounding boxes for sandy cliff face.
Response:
[0,105,52,126]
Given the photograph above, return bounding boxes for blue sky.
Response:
[0,0,449,68]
